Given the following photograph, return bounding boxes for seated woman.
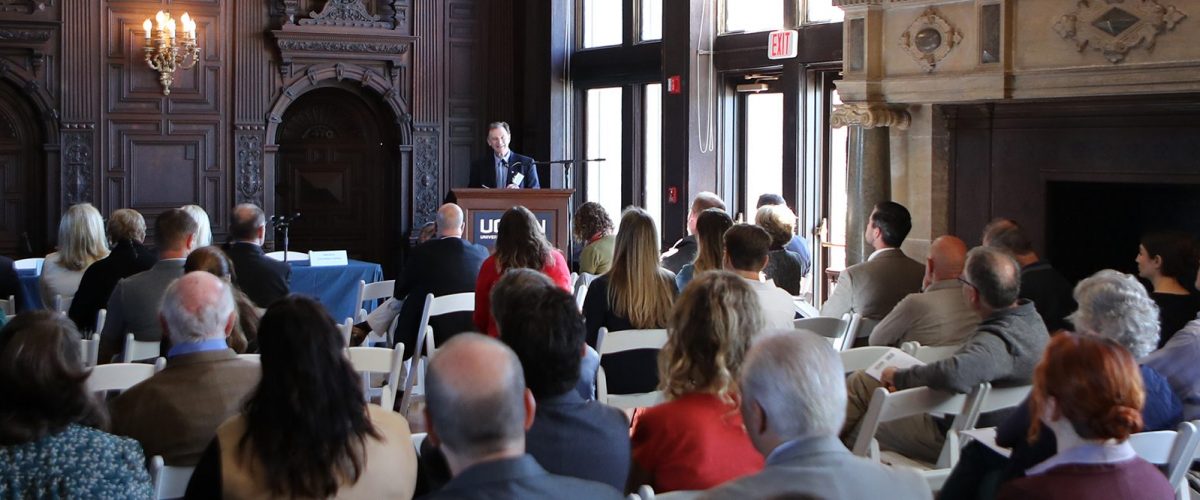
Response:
[0,312,152,497]
[996,333,1174,500]
[40,203,110,308]
[573,201,616,276]
[630,271,765,493]
[1136,231,1200,346]
[583,208,677,395]
[184,246,263,353]
[675,208,733,291]
[181,204,214,248]
[186,296,417,498]
[754,204,806,295]
[474,206,571,337]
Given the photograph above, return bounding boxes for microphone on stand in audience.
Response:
[269,213,301,262]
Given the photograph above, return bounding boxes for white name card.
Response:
[308,250,348,267]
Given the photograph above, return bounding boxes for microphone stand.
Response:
[269,213,301,262]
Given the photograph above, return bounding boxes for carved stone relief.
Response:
[62,131,93,205]
[236,132,264,206]
[831,103,912,130]
[1054,0,1188,63]
[302,0,390,28]
[899,7,963,73]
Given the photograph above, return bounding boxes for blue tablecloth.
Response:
[16,259,384,322]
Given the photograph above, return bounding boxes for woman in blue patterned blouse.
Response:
[0,311,153,498]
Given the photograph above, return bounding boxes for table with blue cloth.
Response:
[16,260,383,322]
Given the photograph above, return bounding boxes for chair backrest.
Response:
[961,384,1032,430]
[596,327,669,409]
[338,317,353,347]
[1131,421,1200,497]
[574,283,589,311]
[86,359,165,393]
[236,353,261,362]
[852,385,971,459]
[0,294,13,316]
[53,294,72,314]
[401,292,476,415]
[94,309,107,336]
[855,317,880,339]
[14,257,43,272]
[355,279,396,323]
[348,343,406,410]
[264,251,309,261]
[839,346,894,373]
[149,455,196,500]
[123,333,161,363]
[411,432,427,457]
[793,297,820,318]
[900,341,963,363]
[80,333,100,368]
[793,314,855,351]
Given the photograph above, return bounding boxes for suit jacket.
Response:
[820,248,924,321]
[525,391,631,491]
[99,259,186,361]
[0,255,20,313]
[224,242,291,308]
[700,435,931,500]
[468,151,539,189]
[420,455,623,500]
[110,348,261,465]
[392,237,489,357]
[868,279,980,347]
[660,235,697,274]
[68,240,156,332]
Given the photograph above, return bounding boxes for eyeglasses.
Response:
[957,276,978,290]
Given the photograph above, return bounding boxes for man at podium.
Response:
[468,121,540,189]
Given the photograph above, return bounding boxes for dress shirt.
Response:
[1025,441,1136,476]
[167,338,230,358]
[1144,315,1200,420]
[743,277,796,330]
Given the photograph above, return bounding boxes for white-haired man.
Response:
[110,272,261,466]
[701,331,930,499]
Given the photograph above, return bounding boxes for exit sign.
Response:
[768,30,798,60]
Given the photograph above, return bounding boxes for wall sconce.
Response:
[143,11,199,96]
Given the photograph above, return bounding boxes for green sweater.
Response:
[580,234,616,275]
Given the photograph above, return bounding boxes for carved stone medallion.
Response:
[1054,0,1188,63]
[899,7,963,73]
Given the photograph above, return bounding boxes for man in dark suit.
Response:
[982,217,1076,332]
[68,208,156,332]
[225,203,290,308]
[421,334,623,500]
[660,191,726,273]
[820,201,925,321]
[468,121,540,189]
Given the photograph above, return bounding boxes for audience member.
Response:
[417,220,437,244]
[756,193,812,280]
[225,203,290,308]
[186,296,417,498]
[0,312,153,497]
[421,334,623,499]
[755,203,807,294]
[842,247,1049,464]
[983,218,1076,332]
[39,202,109,308]
[67,208,156,332]
[473,205,571,337]
[662,192,726,273]
[1144,264,1200,421]
[574,201,616,275]
[869,235,978,347]
[995,333,1174,500]
[184,246,263,352]
[110,272,261,465]
[942,269,1182,499]
[821,201,924,320]
[0,255,18,316]
[701,331,930,500]
[1136,230,1200,346]
[723,224,795,330]
[631,271,765,493]
[583,207,677,394]
[99,208,198,362]
[181,204,213,247]
[675,208,733,290]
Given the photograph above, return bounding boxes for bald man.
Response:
[110,272,261,465]
[225,203,290,308]
[423,334,623,499]
[868,235,980,347]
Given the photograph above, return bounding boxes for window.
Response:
[825,88,850,275]
[583,0,623,48]
[741,92,785,220]
[644,84,663,231]
[641,0,663,41]
[806,0,844,24]
[586,88,624,224]
[724,0,785,34]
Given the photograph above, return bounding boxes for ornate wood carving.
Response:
[236,130,264,206]
[302,0,390,28]
[62,130,93,205]
[413,125,439,226]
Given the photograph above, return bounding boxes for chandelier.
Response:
[142,11,199,96]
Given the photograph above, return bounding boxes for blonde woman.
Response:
[755,204,807,294]
[674,208,733,290]
[583,207,677,394]
[40,203,109,308]
[181,204,213,248]
[629,271,765,493]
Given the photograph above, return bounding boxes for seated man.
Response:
[820,201,924,321]
[983,218,1076,332]
[69,208,156,332]
[723,224,795,330]
[841,247,1049,464]
[422,334,623,499]
[225,203,290,308]
[110,272,261,465]
[702,332,930,500]
[99,208,197,362]
[661,192,725,273]
[869,235,979,347]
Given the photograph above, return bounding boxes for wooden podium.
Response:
[450,188,575,252]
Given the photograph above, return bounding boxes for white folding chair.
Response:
[123,333,161,362]
[956,384,1032,431]
[86,358,165,393]
[411,432,427,457]
[839,346,894,373]
[94,309,107,336]
[794,313,858,351]
[338,317,353,347]
[354,279,396,323]
[53,294,72,314]
[399,292,474,416]
[900,341,963,363]
[575,283,589,311]
[596,327,669,409]
[149,455,195,500]
[14,257,43,271]
[80,333,100,368]
[237,353,261,362]
[348,343,406,411]
[264,251,309,261]
[1130,422,1200,500]
[793,296,819,318]
[0,294,14,316]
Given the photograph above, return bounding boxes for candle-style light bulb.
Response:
[143,19,152,39]
[155,10,167,27]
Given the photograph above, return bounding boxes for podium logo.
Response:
[479,218,547,237]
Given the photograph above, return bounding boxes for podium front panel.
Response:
[450,188,575,252]
[469,209,557,250]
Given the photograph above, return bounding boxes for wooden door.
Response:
[0,84,41,256]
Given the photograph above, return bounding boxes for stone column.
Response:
[832,103,910,265]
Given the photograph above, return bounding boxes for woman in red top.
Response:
[630,271,766,493]
[473,206,571,337]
